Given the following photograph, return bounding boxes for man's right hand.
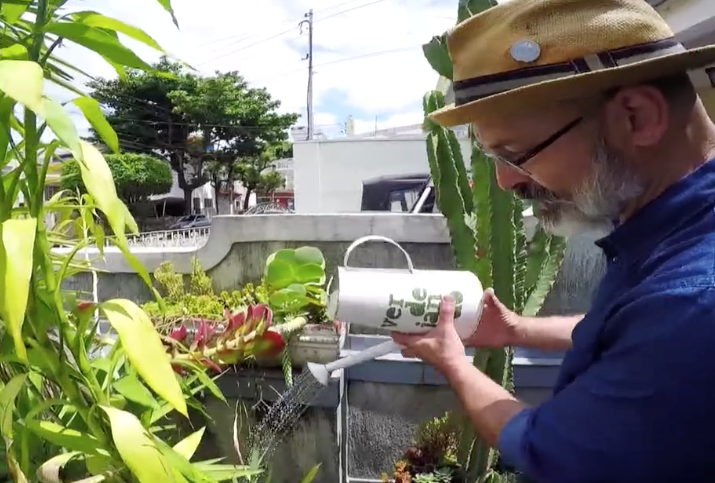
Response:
[463,289,581,352]
[462,288,522,349]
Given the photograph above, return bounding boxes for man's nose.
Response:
[495,162,531,191]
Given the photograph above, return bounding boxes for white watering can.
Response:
[307,235,485,386]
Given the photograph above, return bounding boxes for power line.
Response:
[194,24,301,67]
[249,44,421,85]
[185,17,304,52]
[194,0,390,68]
[314,0,388,22]
[181,0,371,54]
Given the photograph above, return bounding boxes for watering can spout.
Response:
[307,362,331,386]
[307,339,402,386]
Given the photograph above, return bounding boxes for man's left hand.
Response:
[391,295,467,374]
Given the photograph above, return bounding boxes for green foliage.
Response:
[0,1,257,480]
[87,58,299,210]
[147,247,330,326]
[416,413,461,466]
[60,152,173,206]
[256,169,286,196]
[421,2,567,481]
[264,246,328,318]
[423,34,453,81]
[190,256,214,296]
[383,413,465,483]
[154,260,185,303]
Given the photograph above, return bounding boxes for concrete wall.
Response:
[293,138,471,213]
[63,214,606,483]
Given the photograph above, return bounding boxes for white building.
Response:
[293,0,715,213]
[293,130,469,213]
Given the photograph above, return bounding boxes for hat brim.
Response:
[429,45,715,128]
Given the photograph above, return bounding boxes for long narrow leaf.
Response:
[43,22,152,70]
[100,299,187,417]
[0,218,37,362]
[71,12,166,52]
[101,406,182,483]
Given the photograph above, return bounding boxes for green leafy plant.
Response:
[382,413,465,483]
[60,152,173,209]
[264,246,328,319]
[155,260,186,303]
[0,1,257,481]
[422,1,567,481]
[190,256,214,296]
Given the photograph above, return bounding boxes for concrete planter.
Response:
[289,321,347,366]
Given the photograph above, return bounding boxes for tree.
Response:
[86,58,299,213]
[256,170,285,197]
[235,142,292,209]
[61,153,173,216]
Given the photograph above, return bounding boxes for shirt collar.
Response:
[595,158,715,259]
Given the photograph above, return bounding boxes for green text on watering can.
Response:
[381,288,464,329]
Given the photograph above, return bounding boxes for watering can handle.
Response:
[343,235,415,272]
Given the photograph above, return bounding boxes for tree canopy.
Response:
[86,57,299,211]
[61,152,173,208]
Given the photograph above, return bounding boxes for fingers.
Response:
[437,295,456,327]
[401,348,417,358]
[483,287,497,306]
[391,331,419,346]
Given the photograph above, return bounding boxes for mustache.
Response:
[514,183,563,203]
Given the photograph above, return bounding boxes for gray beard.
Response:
[524,139,644,238]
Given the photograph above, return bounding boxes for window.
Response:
[204,198,214,209]
[389,188,422,212]
[192,197,202,213]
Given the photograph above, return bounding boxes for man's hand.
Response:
[391,295,467,374]
[462,288,521,349]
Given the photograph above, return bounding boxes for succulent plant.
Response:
[165,303,305,374]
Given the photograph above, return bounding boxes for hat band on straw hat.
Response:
[453,38,699,106]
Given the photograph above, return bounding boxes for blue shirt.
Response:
[498,158,715,483]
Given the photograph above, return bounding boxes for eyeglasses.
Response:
[480,116,584,174]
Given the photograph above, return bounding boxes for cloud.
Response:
[50,0,458,138]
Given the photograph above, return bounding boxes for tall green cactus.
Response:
[422,3,567,480]
[424,90,567,482]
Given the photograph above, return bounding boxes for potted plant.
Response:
[382,413,466,483]
[144,247,345,385]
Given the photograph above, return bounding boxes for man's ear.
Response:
[606,86,669,149]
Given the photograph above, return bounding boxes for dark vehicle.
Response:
[169,214,211,230]
[242,202,294,215]
[361,173,533,216]
[360,173,437,213]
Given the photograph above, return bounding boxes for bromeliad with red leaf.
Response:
[164,303,307,372]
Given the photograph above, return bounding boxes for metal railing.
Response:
[106,227,211,249]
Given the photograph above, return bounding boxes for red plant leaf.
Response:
[201,357,222,374]
[77,300,94,311]
[193,319,215,350]
[221,310,246,338]
[258,330,286,358]
[264,306,273,328]
[171,363,187,376]
[169,325,188,342]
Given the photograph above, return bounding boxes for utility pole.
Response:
[300,10,314,140]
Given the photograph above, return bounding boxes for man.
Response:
[392,0,715,482]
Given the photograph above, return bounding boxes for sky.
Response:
[51,0,460,139]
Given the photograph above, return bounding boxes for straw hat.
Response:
[430,0,715,127]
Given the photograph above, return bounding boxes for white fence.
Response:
[115,227,211,249]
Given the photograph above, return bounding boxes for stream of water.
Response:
[248,369,326,465]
